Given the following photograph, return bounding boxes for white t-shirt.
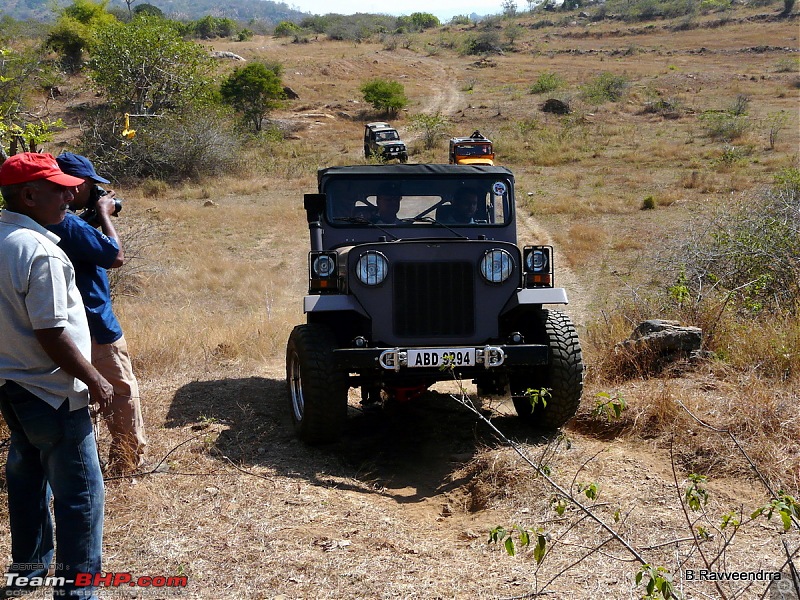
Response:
[0,209,91,410]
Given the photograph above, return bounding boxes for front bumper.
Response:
[333,344,549,372]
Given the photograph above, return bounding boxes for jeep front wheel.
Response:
[511,309,583,430]
[286,324,348,443]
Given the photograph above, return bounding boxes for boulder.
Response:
[615,320,704,376]
[210,51,245,61]
[619,319,702,353]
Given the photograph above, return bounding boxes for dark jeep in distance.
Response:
[363,122,408,163]
[286,164,583,444]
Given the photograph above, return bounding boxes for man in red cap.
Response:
[0,152,111,599]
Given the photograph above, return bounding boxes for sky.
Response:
[287,0,508,22]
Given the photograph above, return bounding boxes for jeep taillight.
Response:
[309,251,339,293]
[523,246,553,288]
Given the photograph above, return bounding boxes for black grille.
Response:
[394,262,474,337]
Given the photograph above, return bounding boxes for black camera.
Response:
[79,185,123,225]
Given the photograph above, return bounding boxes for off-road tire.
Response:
[364,145,372,158]
[511,309,583,429]
[286,324,348,444]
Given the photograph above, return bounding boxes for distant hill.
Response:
[0,0,311,24]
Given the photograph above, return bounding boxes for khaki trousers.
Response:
[92,335,146,473]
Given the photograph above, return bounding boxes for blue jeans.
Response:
[0,381,104,599]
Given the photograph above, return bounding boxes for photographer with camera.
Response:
[47,152,146,476]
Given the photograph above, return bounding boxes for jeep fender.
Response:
[304,294,369,317]
[501,288,569,315]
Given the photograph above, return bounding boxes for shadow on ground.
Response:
[165,376,554,504]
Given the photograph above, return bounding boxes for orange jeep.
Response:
[449,131,494,165]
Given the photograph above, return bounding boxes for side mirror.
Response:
[303,194,326,224]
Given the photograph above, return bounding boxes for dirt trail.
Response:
[413,54,462,116]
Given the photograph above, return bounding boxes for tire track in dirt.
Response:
[413,55,462,116]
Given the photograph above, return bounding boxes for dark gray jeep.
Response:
[363,122,408,163]
[286,164,583,444]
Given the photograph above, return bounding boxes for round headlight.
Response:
[312,255,336,277]
[356,251,388,286]
[526,249,548,272]
[480,249,514,284]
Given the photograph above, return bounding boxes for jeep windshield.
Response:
[375,131,400,142]
[325,173,512,227]
[454,143,492,157]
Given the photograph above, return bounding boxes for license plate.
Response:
[407,348,476,368]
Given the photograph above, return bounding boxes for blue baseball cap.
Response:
[56,152,110,184]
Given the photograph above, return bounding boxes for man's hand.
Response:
[87,373,114,406]
[93,191,125,266]
[95,192,118,217]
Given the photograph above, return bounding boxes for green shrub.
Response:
[187,15,237,39]
[449,15,473,25]
[530,72,565,94]
[774,166,800,198]
[774,57,800,73]
[273,21,300,37]
[698,111,749,141]
[670,176,800,314]
[396,12,440,31]
[461,31,501,55]
[581,72,628,104]
[360,78,408,115]
[641,195,656,210]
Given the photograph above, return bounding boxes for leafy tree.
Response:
[360,78,408,116]
[273,20,301,37]
[220,62,285,132]
[134,4,163,17]
[188,15,237,39]
[46,0,117,72]
[0,46,64,158]
[89,16,215,114]
[396,12,440,31]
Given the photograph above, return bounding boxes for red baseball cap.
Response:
[0,152,84,187]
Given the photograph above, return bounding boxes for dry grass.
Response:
[2,5,799,598]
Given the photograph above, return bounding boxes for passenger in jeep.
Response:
[441,188,479,224]
[374,193,401,224]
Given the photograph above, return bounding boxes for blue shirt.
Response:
[47,212,122,344]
